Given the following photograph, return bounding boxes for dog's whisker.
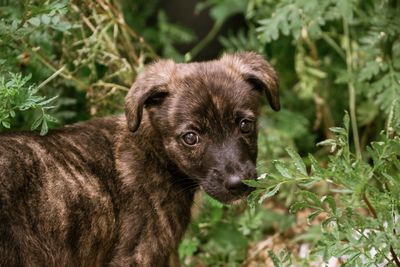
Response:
[172,183,200,200]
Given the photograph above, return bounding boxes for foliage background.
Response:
[0,0,399,266]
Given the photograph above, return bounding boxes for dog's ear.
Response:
[221,52,280,111]
[125,60,175,132]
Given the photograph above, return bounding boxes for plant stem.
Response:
[186,21,223,60]
[93,82,130,92]
[37,66,66,90]
[31,49,88,90]
[363,193,400,267]
[321,33,346,61]
[343,18,361,159]
[301,31,335,139]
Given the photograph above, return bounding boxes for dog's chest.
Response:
[110,163,195,266]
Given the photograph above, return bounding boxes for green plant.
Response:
[0,0,199,131]
[179,194,296,267]
[1,0,156,121]
[245,110,400,266]
[0,72,57,135]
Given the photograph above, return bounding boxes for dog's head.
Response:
[125,52,279,203]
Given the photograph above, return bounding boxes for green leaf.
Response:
[289,201,308,213]
[357,100,379,126]
[321,195,337,214]
[40,119,48,136]
[52,15,61,24]
[359,60,381,82]
[208,0,246,23]
[307,210,321,224]
[336,0,354,21]
[268,250,281,267]
[273,160,292,179]
[247,189,263,208]
[317,139,337,152]
[28,17,41,27]
[178,237,200,260]
[281,250,291,263]
[300,191,322,207]
[44,114,58,123]
[307,67,327,79]
[38,95,58,106]
[259,184,281,204]
[31,115,43,130]
[308,154,324,175]
[322,217,337,228]
[344,252,361,265]
[343,112,350,132]
[41,14,51,25]
[242,179,264,188]
[1,120,11,128]
[286,147,307,175]
[329,127,347,135]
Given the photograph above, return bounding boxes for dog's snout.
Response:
[224,175,246,193]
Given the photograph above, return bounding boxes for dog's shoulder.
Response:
[49,114,125,140]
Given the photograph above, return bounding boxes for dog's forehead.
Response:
[173,61,253,100]
[168,62,259,131]
[174,60,241,84]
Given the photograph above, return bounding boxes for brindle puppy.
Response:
[0,52,279,267]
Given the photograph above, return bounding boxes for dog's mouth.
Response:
[195,166,258,204]
[200,183,253,204]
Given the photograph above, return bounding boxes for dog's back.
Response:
[0,117,121,266]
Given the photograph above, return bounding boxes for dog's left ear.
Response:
[125,59,175,132]
[221,52,280,111]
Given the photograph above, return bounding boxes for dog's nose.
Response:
[224,175,246,193]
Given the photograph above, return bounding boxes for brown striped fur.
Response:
[0,52,279,267]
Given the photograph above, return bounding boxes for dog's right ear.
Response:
[221,52,280,111]
[125,60,175,132]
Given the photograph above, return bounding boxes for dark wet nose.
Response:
[224,175,247,193]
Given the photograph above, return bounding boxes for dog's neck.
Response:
[106,117,198,263]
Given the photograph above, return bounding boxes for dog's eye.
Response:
[239,119,254,134]
[182,132,199,146]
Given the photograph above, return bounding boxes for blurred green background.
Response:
[1,0,399,266]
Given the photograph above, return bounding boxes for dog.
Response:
[0,52,279,267]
